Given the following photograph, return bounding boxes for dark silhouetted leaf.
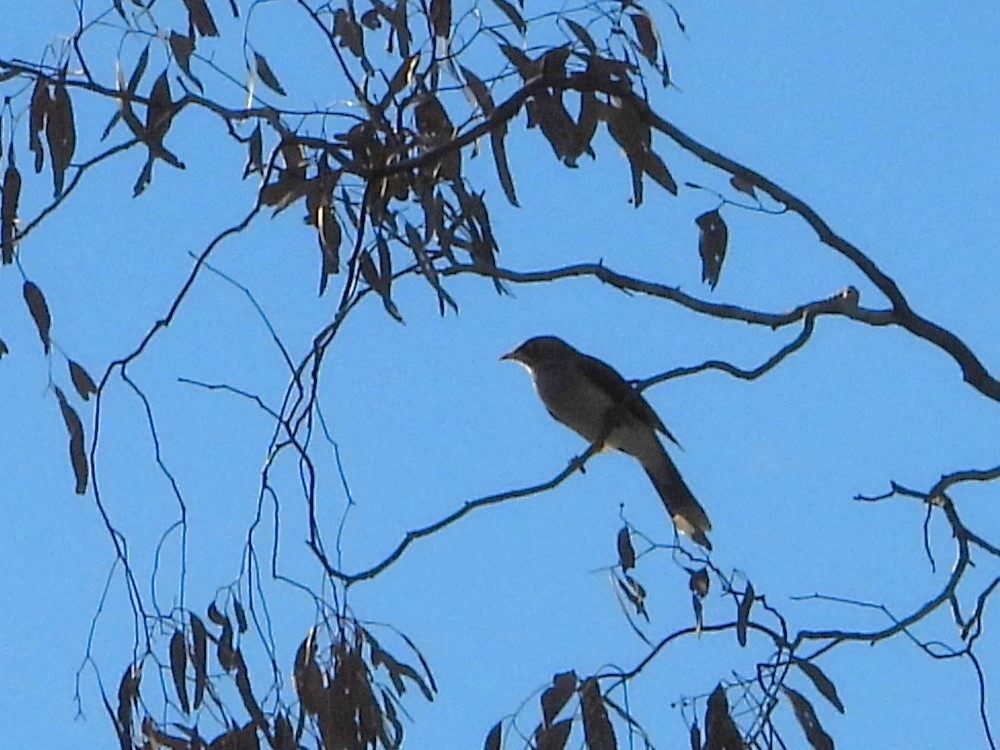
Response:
[0,338,8,359]
[783,687,834,750]
[116,664,141,742]
[361,8,381,29]
[629,12,658,65]
[334,8,364,58]
[242,123,263,179]
[385,54,419,104]
[565,18,597,54]
[737,581,754,647]
[489,0,525,35]
[616,527,635,571]
[696,209,728,290]
[530,94,578,164]
[642,150,677,194]
[604,98,650,205]
[169,32,203,92]
[537,718,572,750]
[704,684,744,750]
[580,678,616,750]
[541,671,577,727]
[793,659,845,714]
[689,567,709,598]
[499,44,537,79]
[69,360,98,400]
[29,76,50,173]
[46,78,76,196]
[318,205,341,293]
[692,593,704,632]
[429,0,451,38]
[294,631,326,714]
[169,630,190,713]
[617,575,648,621]
[462,66,518,206]
[207,601,227,626]
[484,720,502,750]
[2,160,22,264]
[217,621,236,672]
[253,51,287,96]
[691,723,702,750]
[183,0,219,37]
[274,713,295,750]
[730,174,755,198]
[128,45,151,95]
[23,281,51,353]
[54,386,88,494]
[191,615,208,710]
[233,598,248,633]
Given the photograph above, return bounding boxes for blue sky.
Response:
[1,1,999,748]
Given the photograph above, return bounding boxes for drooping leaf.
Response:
[217,620,237,672]
[127,45,151,95]
[541,671,577,727]
[429,0,451,38]
[691,593,704,633]
[579,678,616,750]
[69,360,98,400]
[689,567,710,598]
[704,684,744,750]
[54,386,88,494]
[564,18,597,54]
[23,281,51,353]
[736,581,754,647]
[2,159,22,264]
[46,78,76,196]
[604,98,650,205]
[696,209,728,290]
[483,720,502,750]
[183,0,219,37]
[462,66,518,206]
[190,615,208,710]
[783,687,834,750]
[642,150,677,194]
[116,664,141,742]
[629,12,659,65]
[229,598,246,633]
[242,123,263,179]
[384,54,420,105]
[169,630,190,714]
[690,723,702,750]
[617,575,648,621]
[0,338,8,359]
[793,659,845,714]
[536,719,572,750]
[169,32,203,92]
[253,51,287,96]
[530,93,578,164]
[207,601,227,626]
[616,527,635,571]
[29,76,51,173]
[334,8,365,58]
[730,174,756,198]
[317,205,341,293]
[293,631,326,714]
[499,44,538,79]
[489,0,526,35]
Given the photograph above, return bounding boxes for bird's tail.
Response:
[643,449,713,550]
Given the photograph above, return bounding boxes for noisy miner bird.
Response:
[502,335,712,550]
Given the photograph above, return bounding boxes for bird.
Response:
[501,335,712,550]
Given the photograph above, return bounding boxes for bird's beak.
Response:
[499,350,516,362]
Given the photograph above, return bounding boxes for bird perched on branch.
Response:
[502,335,712,550]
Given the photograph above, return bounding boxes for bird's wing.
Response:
[576,353,679,445]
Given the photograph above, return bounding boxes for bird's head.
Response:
[500,336,575,369]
